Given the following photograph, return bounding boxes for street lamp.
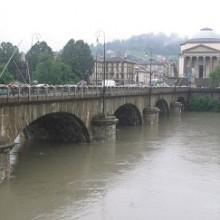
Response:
[149,49,153,86]
[96,30,106,116]
[149,49,153,106]
[95,42,98,86]
[95,36,101,86]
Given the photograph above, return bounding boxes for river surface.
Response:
[1,112,220,220]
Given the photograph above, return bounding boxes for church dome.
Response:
[184,28,220,43]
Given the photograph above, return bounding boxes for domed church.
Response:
[179,28,220,80]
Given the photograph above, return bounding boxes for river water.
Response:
[1,112,220,220]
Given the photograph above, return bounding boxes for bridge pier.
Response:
[91,115,118,142]
[172,102,182,115]
[0,143,12,183]
[143,106,160,125]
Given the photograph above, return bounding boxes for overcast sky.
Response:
[1,0,220,51]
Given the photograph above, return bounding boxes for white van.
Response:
[101,80,116,87]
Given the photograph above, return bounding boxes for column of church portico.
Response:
[203,56,206,78]
[211,56,217,72]
[189,56,192,70]
[209,56,213,74]
[183,56,187,77]
[195,56,199,78]
[179,55,184,77]
[188,56,193,82]
[217,56,220,68]
[191,56,196,78]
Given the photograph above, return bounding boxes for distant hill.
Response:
[91,33,186,59]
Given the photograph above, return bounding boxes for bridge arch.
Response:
[155,99,169,116]
[114,103,142,126]
[23,112,90,143]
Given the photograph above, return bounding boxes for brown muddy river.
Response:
[0,112,220,220]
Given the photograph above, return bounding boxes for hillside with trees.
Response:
[91,33,186,58]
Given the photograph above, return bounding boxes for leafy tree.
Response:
[209,65,220,87]
[33,57,77,84]
[26,41,53,75]
[0,42,22,80]
[189,96,220,112]
[0,64,14,84]
[61,39,94,80]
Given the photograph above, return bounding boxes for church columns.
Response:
[187,56,193,79]
[194,56,198,78]
[213,56,220,72]
[183,56,187,77]
[216,56,220,68]
[210,56,213,73]
[203,56,206,77]
[179,55,184,77]
[183,54,220,79]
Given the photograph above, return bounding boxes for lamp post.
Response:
[95,37,99,86]
[149,49,153,107]
[95,52,98,85]
[149,50,152,87]
[96,30,106,116]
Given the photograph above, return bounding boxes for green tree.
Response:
[33,57,77,84]
[0,64,14,84]
[26,41,53,75]
[61,39,94,80]
[189,96,220,112]
[209,65,220,87]
[0,42,22,80]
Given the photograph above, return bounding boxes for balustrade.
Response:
[0,85,189,104]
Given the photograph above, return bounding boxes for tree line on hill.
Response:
[0,39,94,85]
[91,32,186,58]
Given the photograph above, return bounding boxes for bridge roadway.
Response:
[0,86,220,182]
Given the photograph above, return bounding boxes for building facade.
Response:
[179,28,220,80]
[134,64,149,85]
[91,57,137,85]
[91,56,176,86]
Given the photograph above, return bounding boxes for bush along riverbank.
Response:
[189,96,220,112]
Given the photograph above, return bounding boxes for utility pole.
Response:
[95,52,98,86]
[149,49,153,107]
[96,30,106,116]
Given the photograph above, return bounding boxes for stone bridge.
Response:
[0,86,189,145]
[0,86,220,182]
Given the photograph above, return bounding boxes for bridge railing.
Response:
[0,85,190,104]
